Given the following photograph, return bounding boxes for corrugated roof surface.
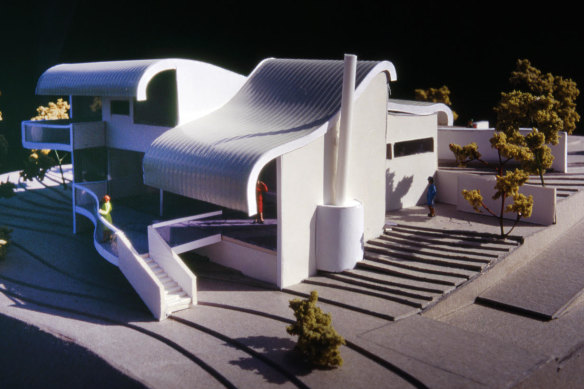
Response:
[36,59,163,97]
[143,58,396,215]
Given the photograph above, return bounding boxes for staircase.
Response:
[73,181,198,320]
[285,224,522,321]
[143,256,192,314]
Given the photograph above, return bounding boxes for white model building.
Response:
[21,55,446,319]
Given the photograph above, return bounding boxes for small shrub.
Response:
[287,290,345,368]
[0,180,16,198]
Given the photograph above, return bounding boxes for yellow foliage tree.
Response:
[22,98,71,187]
[31,98,70,121]
[414,85,459,122]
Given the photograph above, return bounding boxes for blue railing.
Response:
[21,120,105,152]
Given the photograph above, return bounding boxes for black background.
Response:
[1,1,582,169]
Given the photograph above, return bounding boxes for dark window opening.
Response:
[74,147,107,182]
[71,96,102,121]
[394,137,434,158]
[134,70,177,127]
[386,144,393,160]
[111,100,130,115]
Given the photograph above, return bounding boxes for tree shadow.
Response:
[226,335,314,384]
[386,171,414,211]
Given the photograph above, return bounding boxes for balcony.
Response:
[21,119,106,151]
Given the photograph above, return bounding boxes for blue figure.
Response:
[426,176,437,217]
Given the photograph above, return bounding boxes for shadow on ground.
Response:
[0,313,146,388]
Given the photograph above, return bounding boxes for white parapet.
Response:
[316,200,364,272]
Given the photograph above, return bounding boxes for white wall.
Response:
[438,170,556,225]
[346,72,388,241]
[176,65,246,125]
[102,97,171,152]
[386,113,438,210]
[438,128,568,173]
[277,136,325,287]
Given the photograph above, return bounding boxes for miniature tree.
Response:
[460,131,534,238]
[415,85,459,122]
[287,291,345,368]
[449,142,486,167]
[463,169,533,238]
[493,59,579,185]
[22,98,71,187]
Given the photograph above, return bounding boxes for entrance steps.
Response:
[285,224,522,321]
[143,256,192,314]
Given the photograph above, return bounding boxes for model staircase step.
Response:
[357,259,467,287]
[319,272,440,301]
[284,282,420,321]
[364,251,475,279]
[142,256,192,314]
[527,180,584,186]
[367,240,488,271]
[342,268,454,295]
[384,229,513,253]
[165,285,182,295]
[391,225,521,247]
[166,292,189,304]
[377,234,497,260]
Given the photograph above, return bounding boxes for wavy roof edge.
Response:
[143,58,397,215]
[35,58,245,100]
[388,98,454,126]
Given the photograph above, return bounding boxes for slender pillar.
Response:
[335,54,357,206]
[316,54,363,273]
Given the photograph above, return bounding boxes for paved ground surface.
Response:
[2,136,584,388]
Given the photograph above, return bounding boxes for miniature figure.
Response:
[427,177,436,217]
[99,194,113,241]
[255,180,268,224]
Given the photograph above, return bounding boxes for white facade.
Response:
[385,113,439,211]
[23,56,451,296]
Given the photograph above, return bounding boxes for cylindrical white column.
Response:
[335,54,357,206]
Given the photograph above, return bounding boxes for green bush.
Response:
[287,290,345,368]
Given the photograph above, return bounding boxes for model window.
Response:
[71,96,102,121]
[111,100,130,115]
[386,143,393,159]
[134,70,177,127]
[394,137,434,158]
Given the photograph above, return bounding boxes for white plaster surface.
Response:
[315,202,364,272]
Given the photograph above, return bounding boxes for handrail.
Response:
[73,181,168,320]
[22,119,74,128]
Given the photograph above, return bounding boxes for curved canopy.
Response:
[143,58,397,215]
[388,99,454,126]
[35,58,242,101]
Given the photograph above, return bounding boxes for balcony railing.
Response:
[22,119,105,151]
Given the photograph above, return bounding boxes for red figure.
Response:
[255,180,268,224]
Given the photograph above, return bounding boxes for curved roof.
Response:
[35,58,242,101]
[143,58,396,215]
[387,99,454,126]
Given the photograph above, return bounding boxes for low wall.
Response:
[438,170,556,225]
[438,128,568,173]
[196,238,278,286]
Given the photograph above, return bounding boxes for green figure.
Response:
[99,194,113,241]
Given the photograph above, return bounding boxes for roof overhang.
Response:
[388,99,454,126]
[35,58,225,101]
[143,58,397,215]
